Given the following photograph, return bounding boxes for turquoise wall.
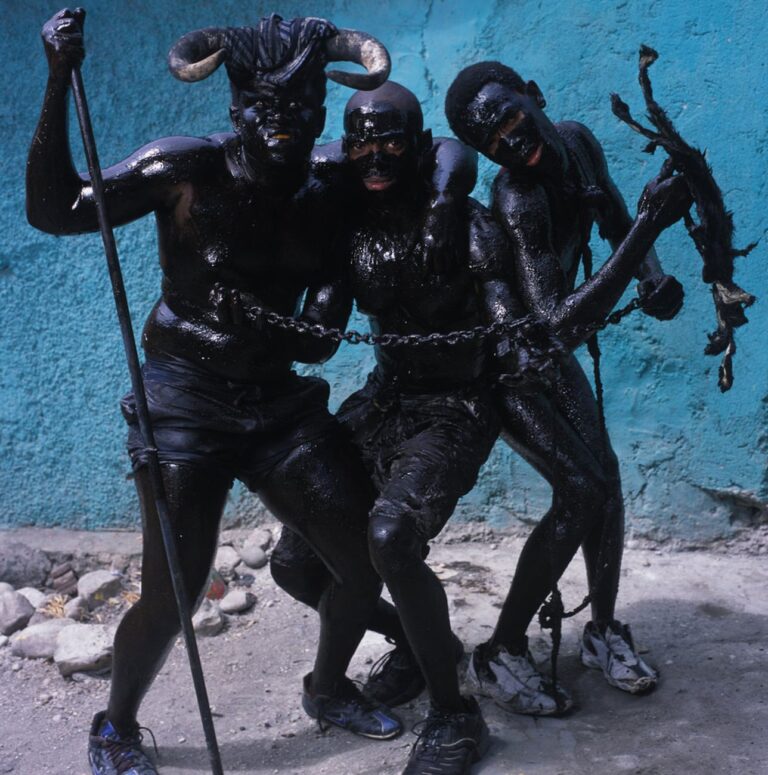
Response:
[2,0,766,538]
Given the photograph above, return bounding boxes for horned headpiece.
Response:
[168,13,390,93]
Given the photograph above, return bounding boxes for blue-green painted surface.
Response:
[2,0,766,538]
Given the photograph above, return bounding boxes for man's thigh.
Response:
[376,393,499,541]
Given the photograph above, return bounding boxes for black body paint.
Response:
[25,8,399,731]
[445,61,691,654]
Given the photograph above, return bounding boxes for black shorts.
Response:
[121,355,336,490]
[336,369,500,540]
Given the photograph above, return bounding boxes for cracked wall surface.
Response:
[2,0,766,540]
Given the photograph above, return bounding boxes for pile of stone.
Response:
[192,528,272,637]
[0,527,274,674]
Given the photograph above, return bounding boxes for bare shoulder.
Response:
[492,169,550,225]
[467,197,511,274]
[556,120,607,170]
[114,134,226,181]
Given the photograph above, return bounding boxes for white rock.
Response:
[17,587,47,609]
[77,570,123,609]
[192,599,224,636]
[54,624,115,677]
[219,589,256,614]
[0,635,8,647]
[238,544,268,570]
[10,619,76,659]
[63,596,89,621]
[0,582,14,594]
[214,546,241,576]
[0,591,35,636]
[247,528,272,551]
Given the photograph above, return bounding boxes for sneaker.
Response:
[301,673,403,739]
[88,711,158,775]
[580,620,658,694]
[402,696,489,775]
[465,640,573,716]
[364,634,465,708]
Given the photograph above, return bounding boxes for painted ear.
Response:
[229,105,241,127]
[526,80,546,109]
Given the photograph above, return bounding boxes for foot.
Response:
[364,634,464,707]
[88,711,158,775]
[301,672,403,739]
[580,620,659,694]
[465,639,573,716]
[402,696,489,775]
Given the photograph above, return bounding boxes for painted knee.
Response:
[368,506,426,581]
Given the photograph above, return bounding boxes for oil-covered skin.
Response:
[271,82,531,719]
[26,8,401,735]
[445,62,691,655]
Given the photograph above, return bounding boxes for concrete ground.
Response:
[1,528,766,775]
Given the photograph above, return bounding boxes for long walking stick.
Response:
[69,65,224,775]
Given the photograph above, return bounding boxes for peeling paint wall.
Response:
[2,0,766,540]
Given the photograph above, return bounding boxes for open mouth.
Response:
[525,142,544,167]
[363,176,394,191]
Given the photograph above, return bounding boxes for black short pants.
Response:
[337,368,500,540]
[121,355,336,490]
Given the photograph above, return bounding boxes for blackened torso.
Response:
[347,196,491,389]
[144,134,341,382]
[494,121,602,295]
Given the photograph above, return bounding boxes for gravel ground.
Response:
[1,527,767,775]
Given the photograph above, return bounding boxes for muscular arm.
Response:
[25,9,197,236]
[493,173,681,347]
[291,269,353,364]
[467,202,527,325]
[25,71,201,234]
[427,137,478,202]
[576,123,663,281]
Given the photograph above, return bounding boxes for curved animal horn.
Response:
[325,29,391,90]
[168,28,228,82]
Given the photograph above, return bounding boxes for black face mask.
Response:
[491,113,541,170]
[350,146,415,183]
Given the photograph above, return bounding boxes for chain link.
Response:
[244,297,641,349]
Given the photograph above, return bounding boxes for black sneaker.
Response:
[364,634,465,707]
[88,711,158,775]
[403,696,489,775]
[301,673,403,740]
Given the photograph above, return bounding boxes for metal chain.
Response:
[243,297,641,349]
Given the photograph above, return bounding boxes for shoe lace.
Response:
[409,711,456,762]
[101,726,159,774]
[367,639,410,684]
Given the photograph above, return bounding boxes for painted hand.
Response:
[637,273,684,320]
[497,318,566,393]
[42,7,86,80]
[637,161,692,231]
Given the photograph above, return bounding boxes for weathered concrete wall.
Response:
[2,0,766,539]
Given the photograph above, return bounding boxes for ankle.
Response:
[488,634,528,657]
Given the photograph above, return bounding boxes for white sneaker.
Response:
[580,620,658,694]
[465,641,573,716]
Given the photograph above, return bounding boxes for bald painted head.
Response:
[343,81,432,194]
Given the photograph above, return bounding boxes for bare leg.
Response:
[270,527,407,644]
[257,433,381,695]
[491,354,624,651]
[107,464,230,733]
